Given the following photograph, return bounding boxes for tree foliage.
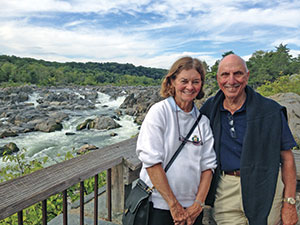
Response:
[0,55,167,87]
[247,44,300,88]
[257,74,300,96]
[1,44,300,94]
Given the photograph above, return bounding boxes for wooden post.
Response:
[111,163,125,213]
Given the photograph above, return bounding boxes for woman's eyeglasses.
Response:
[176,106,203,146]
[227,113,237,138]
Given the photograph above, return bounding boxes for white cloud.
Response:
[0,20,164,63]
[272,37,300,48]
[0,0,300,68]
[0,0,153,15]
[133,51,218,69]
[0,0,72,15]
[290,50,300,58]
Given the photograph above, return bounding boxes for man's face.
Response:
[217,55,249,101]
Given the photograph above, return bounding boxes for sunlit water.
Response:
[0,91,139,168]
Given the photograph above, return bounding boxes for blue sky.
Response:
[1,0,300,69]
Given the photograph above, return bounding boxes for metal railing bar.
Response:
[107,168,112,221]
[18,211,23,225]
[80,181,84,225]
[63,190,68,225]
[94,174,99,225]
[42,199,47,225]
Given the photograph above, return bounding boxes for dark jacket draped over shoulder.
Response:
[200,85,287,225]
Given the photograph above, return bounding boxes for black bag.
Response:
[122,113,202,225]
[122,179,153,225]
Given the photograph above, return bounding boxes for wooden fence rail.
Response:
[0,136,141,224]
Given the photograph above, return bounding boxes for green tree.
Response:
[247,45,294,88]
[1,62,16,82]
[222,51,235,58]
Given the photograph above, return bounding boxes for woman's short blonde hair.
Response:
[160,56,206,99]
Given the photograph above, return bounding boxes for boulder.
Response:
[120,93,136,108]
[76,119,94,131]
[91,116,121,130]
[0,142,20,156]
[76,116,121,131]
[10,108,47,126]
[0,129,18,138]
[270,92,300,144]
[34,120,63,132]
[17,92,29,102]
[48,111,69,123]
[77,144,98,155]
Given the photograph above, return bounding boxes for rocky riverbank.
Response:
[0,85,162,156]
[0,85,162,138]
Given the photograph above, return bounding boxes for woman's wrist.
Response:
[194,199,205,208]
[168,198,180,210]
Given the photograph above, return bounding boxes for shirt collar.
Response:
[220,95,247,113]
[167,96,196,116]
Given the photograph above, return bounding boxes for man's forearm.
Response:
[280,149,298,225]
[281,150,297,198]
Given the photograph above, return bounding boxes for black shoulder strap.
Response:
[164,113,202,172]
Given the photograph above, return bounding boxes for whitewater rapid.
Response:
[0,91,139,168]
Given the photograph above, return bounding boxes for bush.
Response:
[257,74,300,96]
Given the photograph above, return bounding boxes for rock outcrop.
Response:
[270,92,300,144]
[120,86,163,124]
[76,116,121,131]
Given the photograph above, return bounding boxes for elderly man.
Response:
[200,54,298,225]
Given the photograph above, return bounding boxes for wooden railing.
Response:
[0,136,141,225]
[0,135,299,225]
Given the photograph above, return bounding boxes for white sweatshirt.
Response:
[136,97,217,210]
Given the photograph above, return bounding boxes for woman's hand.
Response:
[170,201,188,225]
[185,202,203,225]
[147,164,188,224]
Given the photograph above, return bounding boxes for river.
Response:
[0,90,139,169]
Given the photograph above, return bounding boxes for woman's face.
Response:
[172,68,202,109]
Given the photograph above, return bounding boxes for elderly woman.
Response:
[136,56,217,225]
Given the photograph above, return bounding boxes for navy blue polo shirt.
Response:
[220,99,297,171]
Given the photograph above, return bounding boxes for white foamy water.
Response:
[24,92,41,107]
[0,92,139,168]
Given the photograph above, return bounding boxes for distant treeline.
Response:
[1,44,300,89]
[0,55,167,86]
